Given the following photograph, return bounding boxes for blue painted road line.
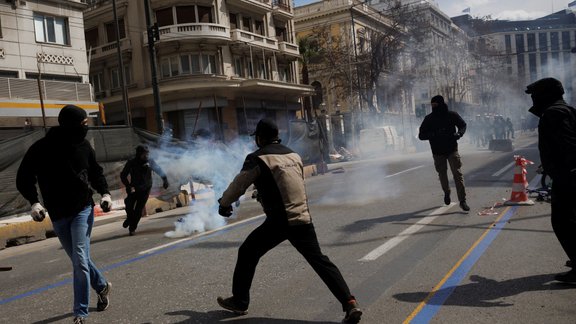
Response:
[0,216,262,306]
[407,206,518,324]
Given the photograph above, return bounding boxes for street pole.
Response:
[144,0,164,133]
[112,0,131,126]
[36,61,47,133]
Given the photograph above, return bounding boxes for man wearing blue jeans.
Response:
[17,105,112,324]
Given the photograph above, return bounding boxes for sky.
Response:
[293,0,574,21]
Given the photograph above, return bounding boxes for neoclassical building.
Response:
[84,0,312,141]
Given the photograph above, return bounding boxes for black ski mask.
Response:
[58,105,88,143]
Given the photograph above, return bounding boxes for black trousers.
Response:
[232,221,353,311]
[551,183,576,264]
[124,189,150,232]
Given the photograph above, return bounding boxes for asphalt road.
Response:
[1,132,575,324]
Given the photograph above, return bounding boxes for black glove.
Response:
[163,178,169,189]
[453,132,462,140]
[218,198,233,217]
[125,186,133,195]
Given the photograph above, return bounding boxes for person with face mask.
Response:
[216,118,362,324]
[525,77,576,282]
[120,145,169,236]
[418,95,470,211]
[16,105,112,324]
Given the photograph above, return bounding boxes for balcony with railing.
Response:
[278,41,299,56]
[88,38,132,61]
[272,0,293,18]
[230,29,278,51]
[226,0,271,14]
[143,23,230,46]
[0,77,93,102]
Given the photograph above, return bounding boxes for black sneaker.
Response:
[459,201,470,212]
[73,316,85,324]
[444,193,451,205]
[122,219,129,228]
[129,231,135,236]
[343,299,362,324]
[97,282,111,311]
[554,270,576,284]
[217,296,248,315]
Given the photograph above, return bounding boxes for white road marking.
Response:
[384,165,425,178]
[138,214,265,255]
[492,162,515,177]
[359,203,457,262]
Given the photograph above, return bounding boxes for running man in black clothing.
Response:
[120,145,169,235]
[418,95,470,211]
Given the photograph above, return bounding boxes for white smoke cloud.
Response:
[150,135,255,238]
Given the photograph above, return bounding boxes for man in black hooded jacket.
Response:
[16,105,112,323]
[418,95,470,211]
[526,77,576,283]
[120,145,169,235]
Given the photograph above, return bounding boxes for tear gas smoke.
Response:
[149,135,254,238]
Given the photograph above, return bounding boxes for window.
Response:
[242,17,252,32]
[34,13,69,45]
[85,28,99,49]
[234,57,245,77]
[276,27,287,42]
[198,6,213,23]
[110,65,131,89]
[161,53,218,77]
[156,7,174,27]
[0,70,18,78]
[528,53,537,81]
[527,33,535,52]
[550,32,559,51]
[90,73,103,93]
[105,19,125,43]
[515,34,524,54]
[517,55,525,79]
[176,6,196,24]
[538,33,547,51]
[255,20,264,36]
[505,35,511,54]
[230,13,238,29]
[540,53,548,75]
[25,73,81,82]
[562,31,571,50]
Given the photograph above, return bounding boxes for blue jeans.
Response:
[52,205,107,317]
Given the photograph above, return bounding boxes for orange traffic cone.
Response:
[505,155,534,205]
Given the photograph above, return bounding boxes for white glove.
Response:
[100,194,112,212]
[31,203,47,222]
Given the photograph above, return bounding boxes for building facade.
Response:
[452,7,576,111]
[84,0,311,141]
[0,0,98,130]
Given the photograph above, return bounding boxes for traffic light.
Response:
[149,23,160,43]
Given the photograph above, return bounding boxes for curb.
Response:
[0,217,53,250]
